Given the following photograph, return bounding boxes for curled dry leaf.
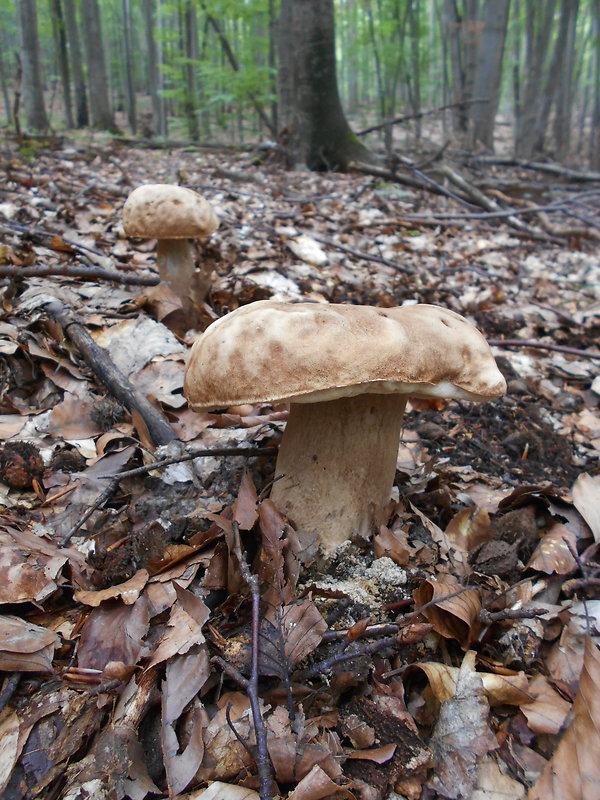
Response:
[373,525,411,565]
[260,598,328,678]
[529,637,600,800]
[427,651,499,800]
[286,764,356,800]
[77,594,152,671]
[571,473,600,542]
[74,569,149,607]
[472,755,526,799]
[413,576,482,648]
[0,614,60,672]
[520,675,571,735]
[346,743,397,763]
[414,661,531,707]
[546,600,600,690]
[187,783,260,800]
[445,506,492,553]
[526,523,578,574]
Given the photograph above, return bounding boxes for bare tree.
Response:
[143,0,167,137]
[18,0,49,131]
[49,0,74,128]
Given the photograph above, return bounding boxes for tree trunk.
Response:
[18,0,49,132]
[468,0,511,150]
[183,0,199,140]
[143,0,167,137]
[278,0,373,170]
[121,0,136,134]
[63,0,88,127]
[49,0,74,128]
[552,0,580,160]
[591,0,600,168]
[80,0,116,130]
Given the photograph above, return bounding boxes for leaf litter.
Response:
[0,137,599,799]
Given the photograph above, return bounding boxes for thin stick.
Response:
[61,475,121,545]
[488,338,600,361]
[0,672,21,713]
[103,446,277,480]
[0,263,159,286]
[229,521,274,800]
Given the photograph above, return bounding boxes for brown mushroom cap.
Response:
[123,184,219,239]
[184,300,507,410]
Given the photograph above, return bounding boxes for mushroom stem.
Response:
[270,393,407,556]
[156,238,197,300]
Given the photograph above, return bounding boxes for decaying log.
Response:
[0,263,159,285]
[44,300,177,446]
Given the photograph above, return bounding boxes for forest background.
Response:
[6,0,600,170]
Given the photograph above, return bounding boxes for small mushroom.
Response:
[183,301,506,558]
[123,184,219,325]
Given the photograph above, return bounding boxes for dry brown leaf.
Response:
[286,763,356,800]
[74,569,149,607]
[445,506,492,552]
[188,784,260,800]
[0,615,60,672]
[427,651,499,799]
[233,469,259,530]
[526,523,578,574]
[520,675,571,735]
[162,703,205,796]
[373,525,411,565]
[415,661,530,706]
[147,585,209,667]
[546,600,600,690]
[529,637,600,800]
[195,693,255,782]
[413,576,482,648]
[472,755,526,799]
[77,594,152,670]
[346,743,397,763]
[572,473,600,542]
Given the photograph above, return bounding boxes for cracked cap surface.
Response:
[184,300,507,410]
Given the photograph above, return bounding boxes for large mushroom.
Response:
[184,301,506,558]
[123,184,219,324]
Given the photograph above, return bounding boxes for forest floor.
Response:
[0,131,599,800]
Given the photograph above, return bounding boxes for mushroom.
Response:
[123,184,219,325]
[183,300,506,558]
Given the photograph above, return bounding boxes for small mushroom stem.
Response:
[156,239,196,299]
[270,393,406,557]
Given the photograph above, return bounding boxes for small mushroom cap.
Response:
[123,184,219,239]
[184,301,507,410]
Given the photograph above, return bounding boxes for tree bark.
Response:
[143,0,167,137]
[18,0,49,132]
[80,0,116,130]
[49,0,74,128]
[63,0,89,127]
[278,0,373,170]
[468,0,511,150]
[121,0,137,134]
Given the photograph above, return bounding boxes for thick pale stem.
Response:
[270,394,406,557]
[156,239,211,328]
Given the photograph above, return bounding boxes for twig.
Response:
[488,338,600,361]
[310,233,416,274]
[103,446,277,480]
[0,262,159,286]
[61,475,122,546]
[467,155,600,182]
[214,523,275,800]
[0,672,21,713]
[356,98,489,136]
[45,299,177,446]
[299,635,400,680]
[479,607,548,625]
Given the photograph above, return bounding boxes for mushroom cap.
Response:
[184,301,507,411]
[123,184,219,239]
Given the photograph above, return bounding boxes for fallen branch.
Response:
[104,446,278,480]
[356,98,489,136]
[467,155,600,183]
[61,475,122,545]
[310,233,416,274]
[488,338,600,361]
[44,300,177,447]
[0,263,159,286]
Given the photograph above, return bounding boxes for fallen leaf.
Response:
[527,523,578,574]
[0,615,59,672]
[529,637,600,800]
[572,473,600,542]
[521,675,571,735]
[413,576,482,648]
